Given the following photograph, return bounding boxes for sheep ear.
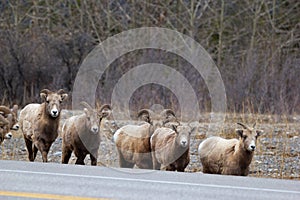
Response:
[40,92,48,102]
[61,93,68,101]
[256,130,263,137]
[236,129,243,137]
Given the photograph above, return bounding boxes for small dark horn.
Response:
[237,122,248,129]
[253,122,256,128]
[80,101,93,111]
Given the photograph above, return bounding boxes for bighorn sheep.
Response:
[0,115,11,143]
[0,105,19,130]
[61,102,111,165]
[150,125,195,172]
[0,105,19,142]
[198,123,263,176]
[19,89,68,162]
[113,109,179,169]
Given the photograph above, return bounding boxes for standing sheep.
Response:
[198,122,263,176]
[61,102,111,165]
[0,105,19,142]
[19,89,68,162]
[0,115,11,143]
[113,109,179,169]
[150,125,195,172]
[0,105,19,130]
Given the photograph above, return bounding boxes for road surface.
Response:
[0,160,299,199]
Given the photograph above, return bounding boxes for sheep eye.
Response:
[46,100,50,104]
[242,135,247,139]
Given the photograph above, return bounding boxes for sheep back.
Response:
[198,136,246,174]
[19,103,59,143]
[114,123,153,168]
[151,126,191,171]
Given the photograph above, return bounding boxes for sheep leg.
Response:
[75,155,85,165]
[165,164,176,171]
[118,152,134,168]
[33,145,38,161]
[24,137,34,162]
[37,140,51,162]
[151,152,160,170]
[90,154,97,166]
[62,148,72,164]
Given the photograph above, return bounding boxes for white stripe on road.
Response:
[1,169,299,195]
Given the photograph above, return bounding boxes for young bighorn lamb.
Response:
[61,102,111,165]
[113,109,179,169]
[198,123,262,176]
[19,89,68,162]
[151,125,195,172]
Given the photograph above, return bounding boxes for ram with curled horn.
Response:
[113,107,180,169]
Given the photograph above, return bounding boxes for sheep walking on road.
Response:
[198,123,263,176]
[19,89,68,162]
[61,102,111,165]
[151,125,195,172]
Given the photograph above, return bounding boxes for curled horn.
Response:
[237,122,248,129]
[137,109,153,123]
[0,115,9,126]
[80,101,93,111]
[160,109,176,118]
[0,106,12,116]
[40,89,51,95]
[57,89,66,95]
[137,109,153,118]
[98,104,111,118]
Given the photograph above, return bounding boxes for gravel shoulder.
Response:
[1,111,299,180]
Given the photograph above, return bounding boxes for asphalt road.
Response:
[0,160,299,200]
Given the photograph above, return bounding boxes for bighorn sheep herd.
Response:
[1,88,264,176]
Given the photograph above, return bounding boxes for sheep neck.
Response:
[235,141,254,168]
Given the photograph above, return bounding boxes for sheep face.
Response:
[83,108,99,134]
[0,105,19,130]
[40,89,68,118]
[173,125,195,148]
[236,123,262,152]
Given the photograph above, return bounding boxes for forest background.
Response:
[0,0,299,115]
